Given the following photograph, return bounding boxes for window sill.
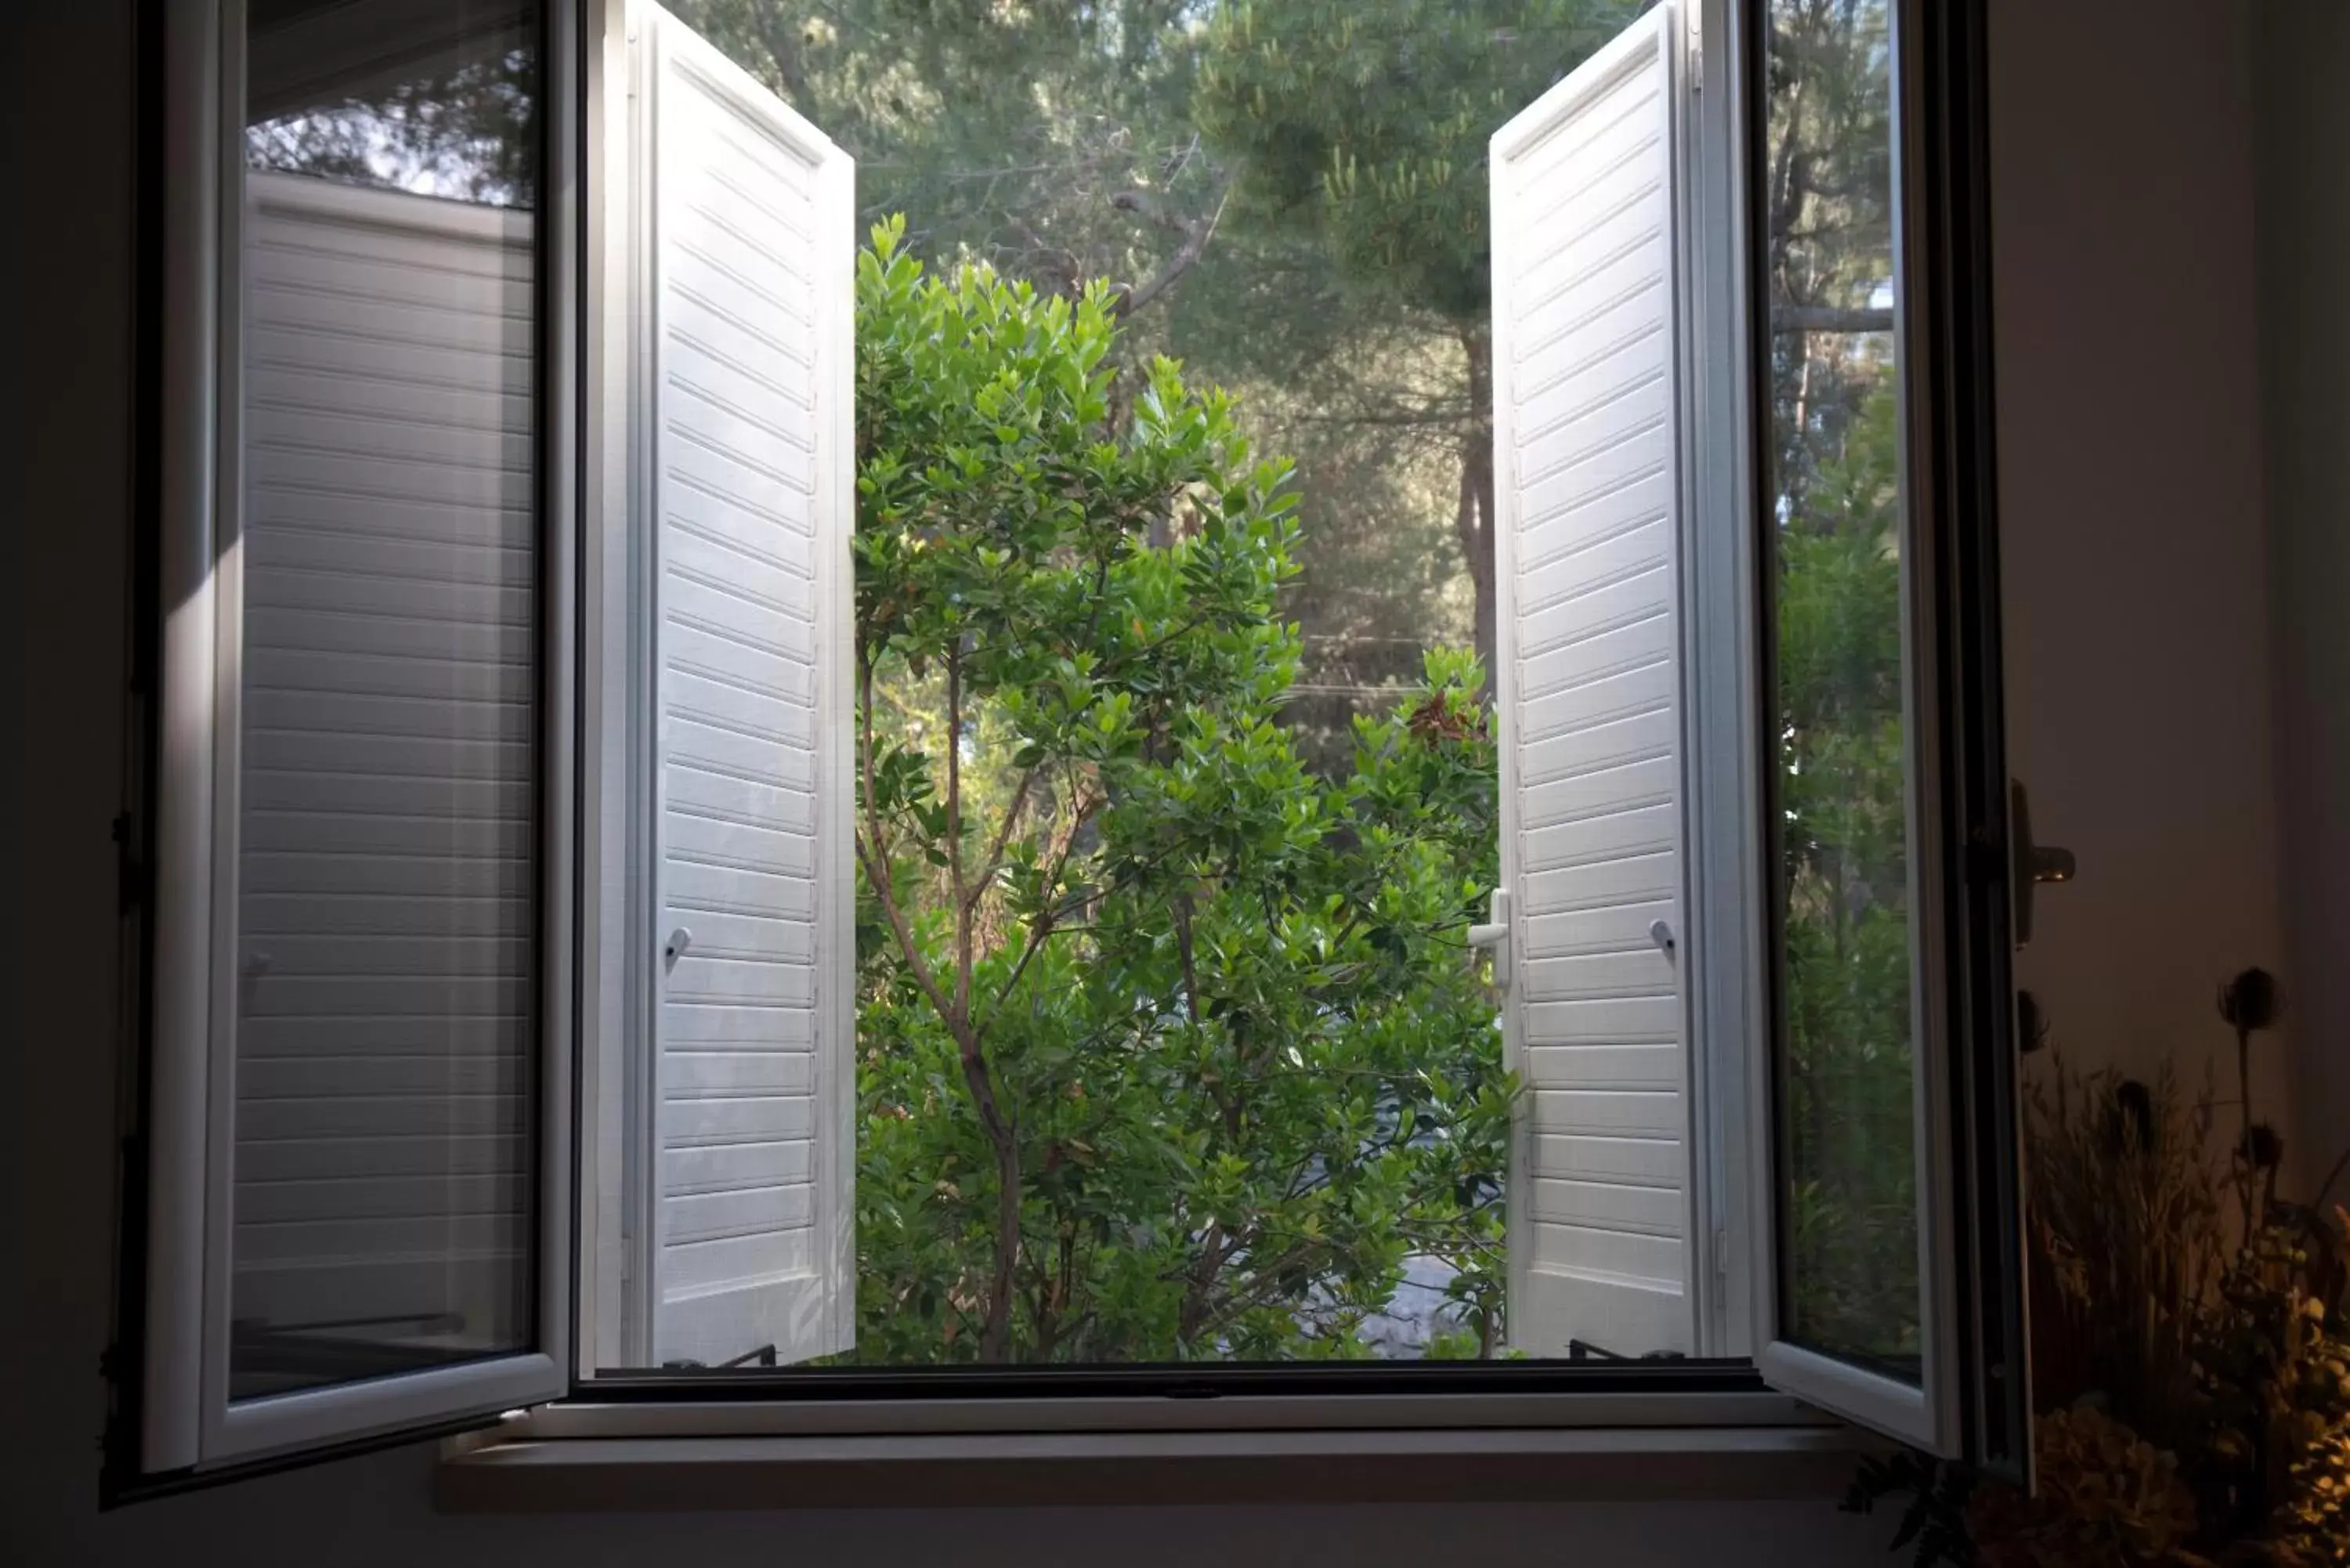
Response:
[436,1422,1878,1512]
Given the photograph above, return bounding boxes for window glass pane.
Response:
[601,0,1690,1375]
[229,0,540,1401]
[1760,0,1920,1375]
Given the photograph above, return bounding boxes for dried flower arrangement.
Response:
[1846,970,2350,1566]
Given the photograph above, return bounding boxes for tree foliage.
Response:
[1763,0,1919,1364]
[1194,0,1637,323]
[1762,0,1896,518]
[674,0,1493,768]
[1776,381,1917,1357]
[1193,0,1647,681]
[244,28,538,208]
[849,221,1511,1362]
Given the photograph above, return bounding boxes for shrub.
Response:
[848,219,1511,1363]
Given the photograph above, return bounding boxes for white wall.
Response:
[1987,0,2301,1179]
[2254,0,2350,1206]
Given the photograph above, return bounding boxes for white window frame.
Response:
[119,0,2026,1498]
[1735,0,2018,1461]
[137,0,578,1476]
[549,0,2010,1449]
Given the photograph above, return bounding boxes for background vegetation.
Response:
[848,225,1509,1359]
[1757,0,1920,1367]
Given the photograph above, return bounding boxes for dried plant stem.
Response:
[2236,1021,2257,1237]
[2317,1143,2350,1213]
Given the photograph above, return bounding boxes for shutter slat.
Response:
[230,172,537,1347]
[642,2,855,1370]
[1494,5,1694,1360]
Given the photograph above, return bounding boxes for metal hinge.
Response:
[1568,1338,1687,1362]
[1687,9,1702,89]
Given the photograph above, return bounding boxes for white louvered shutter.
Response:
[1490,5,1697,1360]
[235,172,537,1360]
[633,4,856,1368]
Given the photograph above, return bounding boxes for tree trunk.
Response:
[981,1136,1021,1361]
[1458,326,1499,692]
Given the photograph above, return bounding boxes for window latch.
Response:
[1466,888,1511,988]
[2008,780,2075,949]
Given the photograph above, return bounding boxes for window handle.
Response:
[2008,780,2075,949]
[663,926,693,971]
[1467,889,1511,988]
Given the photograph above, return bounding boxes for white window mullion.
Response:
[1679,0,1761,1362]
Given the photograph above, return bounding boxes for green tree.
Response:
[850,219,1513,1361]
[1762,0,1917,1361]
[1193,0,1643,677]
[674,0,1237,338]
[682,0,1476,769]
[1760,0,1896,521]
[1774,383,1917,1357]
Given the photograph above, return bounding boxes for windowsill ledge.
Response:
[436,1423,1879,1511]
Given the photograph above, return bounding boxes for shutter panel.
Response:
[635,5,856,1368]
[1490,6,1697,1360]
[235,172,537,1370]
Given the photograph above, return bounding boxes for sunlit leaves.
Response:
[1195,0,1643,321]
[849,222,1511,1363]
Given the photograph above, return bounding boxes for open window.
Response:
[131,0,577,1478]
[130,0,859,1482]
[1484,1,2026,1462]
[130,0,862,1479]
[117,0,2024,1494]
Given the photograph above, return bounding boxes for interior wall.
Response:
[2253,0,2350,1209]
[1987,0,2298,1176]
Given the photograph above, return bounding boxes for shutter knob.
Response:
[663,927,693,970]
[1649,919,1676,960]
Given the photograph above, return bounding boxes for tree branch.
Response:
[854,833,959,1057]
[859,653,960,1038]
[859,652,1022,1361]
[1772,305,1895,334]
[947,645,971,1029]
[1178,1219,1229,1344]
[965,763,1043,915]
[751,10,812,107]
[1109,175,1235,320]
[978,793,1104,1036]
